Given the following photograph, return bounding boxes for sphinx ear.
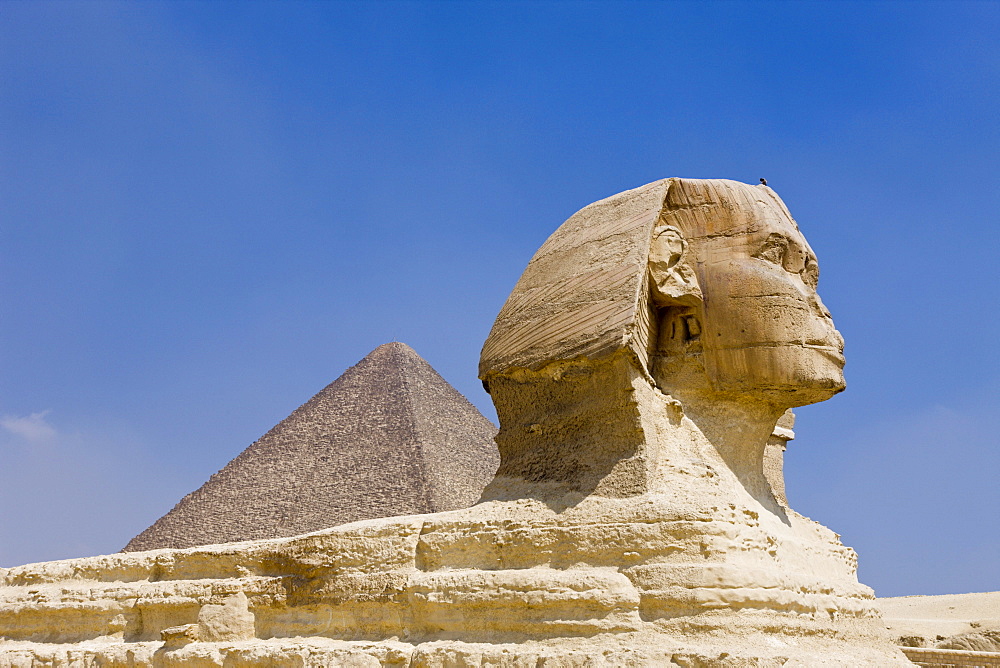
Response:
[648,224,702,307]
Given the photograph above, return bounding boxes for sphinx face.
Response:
[649,182,845,407]
[689,190,845,405]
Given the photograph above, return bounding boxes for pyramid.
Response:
[123,342,499,551]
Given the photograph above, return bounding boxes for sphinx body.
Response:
[0,180,907,666]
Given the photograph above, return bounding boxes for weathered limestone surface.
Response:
[126,342,499,551]
[763,410,795,508]
[0,179,909,666]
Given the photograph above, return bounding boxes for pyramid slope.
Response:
[124,343,499,552]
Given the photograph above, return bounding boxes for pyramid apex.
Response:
[365,341,424,363]
[372,340,417,353]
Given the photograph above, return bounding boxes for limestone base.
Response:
[0,494,908,667]
[0,632,904,668]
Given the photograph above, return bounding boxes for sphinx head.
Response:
[478,178,845,497]
[648,179,845,408]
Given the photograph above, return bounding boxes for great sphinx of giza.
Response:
[0,179,908,666]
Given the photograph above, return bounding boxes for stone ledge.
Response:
[901,646,1000,667]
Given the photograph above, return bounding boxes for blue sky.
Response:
[1,1,997,597]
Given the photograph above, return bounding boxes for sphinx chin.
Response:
[697,343,845,408]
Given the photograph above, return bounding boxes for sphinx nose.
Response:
[810,293,832,319]
[832,328,845,352]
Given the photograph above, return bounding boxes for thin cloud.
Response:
[1,410,57,443]
[0,414,180,567]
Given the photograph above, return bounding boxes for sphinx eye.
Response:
[802,257,819,289]
[754,233,788,265]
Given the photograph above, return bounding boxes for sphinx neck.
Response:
[654,386,789,517]
[483,352,790,513]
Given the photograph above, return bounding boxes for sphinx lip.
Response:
[803,343,846,366]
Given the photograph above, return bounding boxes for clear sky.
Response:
[1,1,997,597]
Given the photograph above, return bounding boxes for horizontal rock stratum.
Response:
[0,179,910,666]
[1,498,901,666]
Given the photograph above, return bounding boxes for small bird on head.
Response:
[759,178,768,186]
